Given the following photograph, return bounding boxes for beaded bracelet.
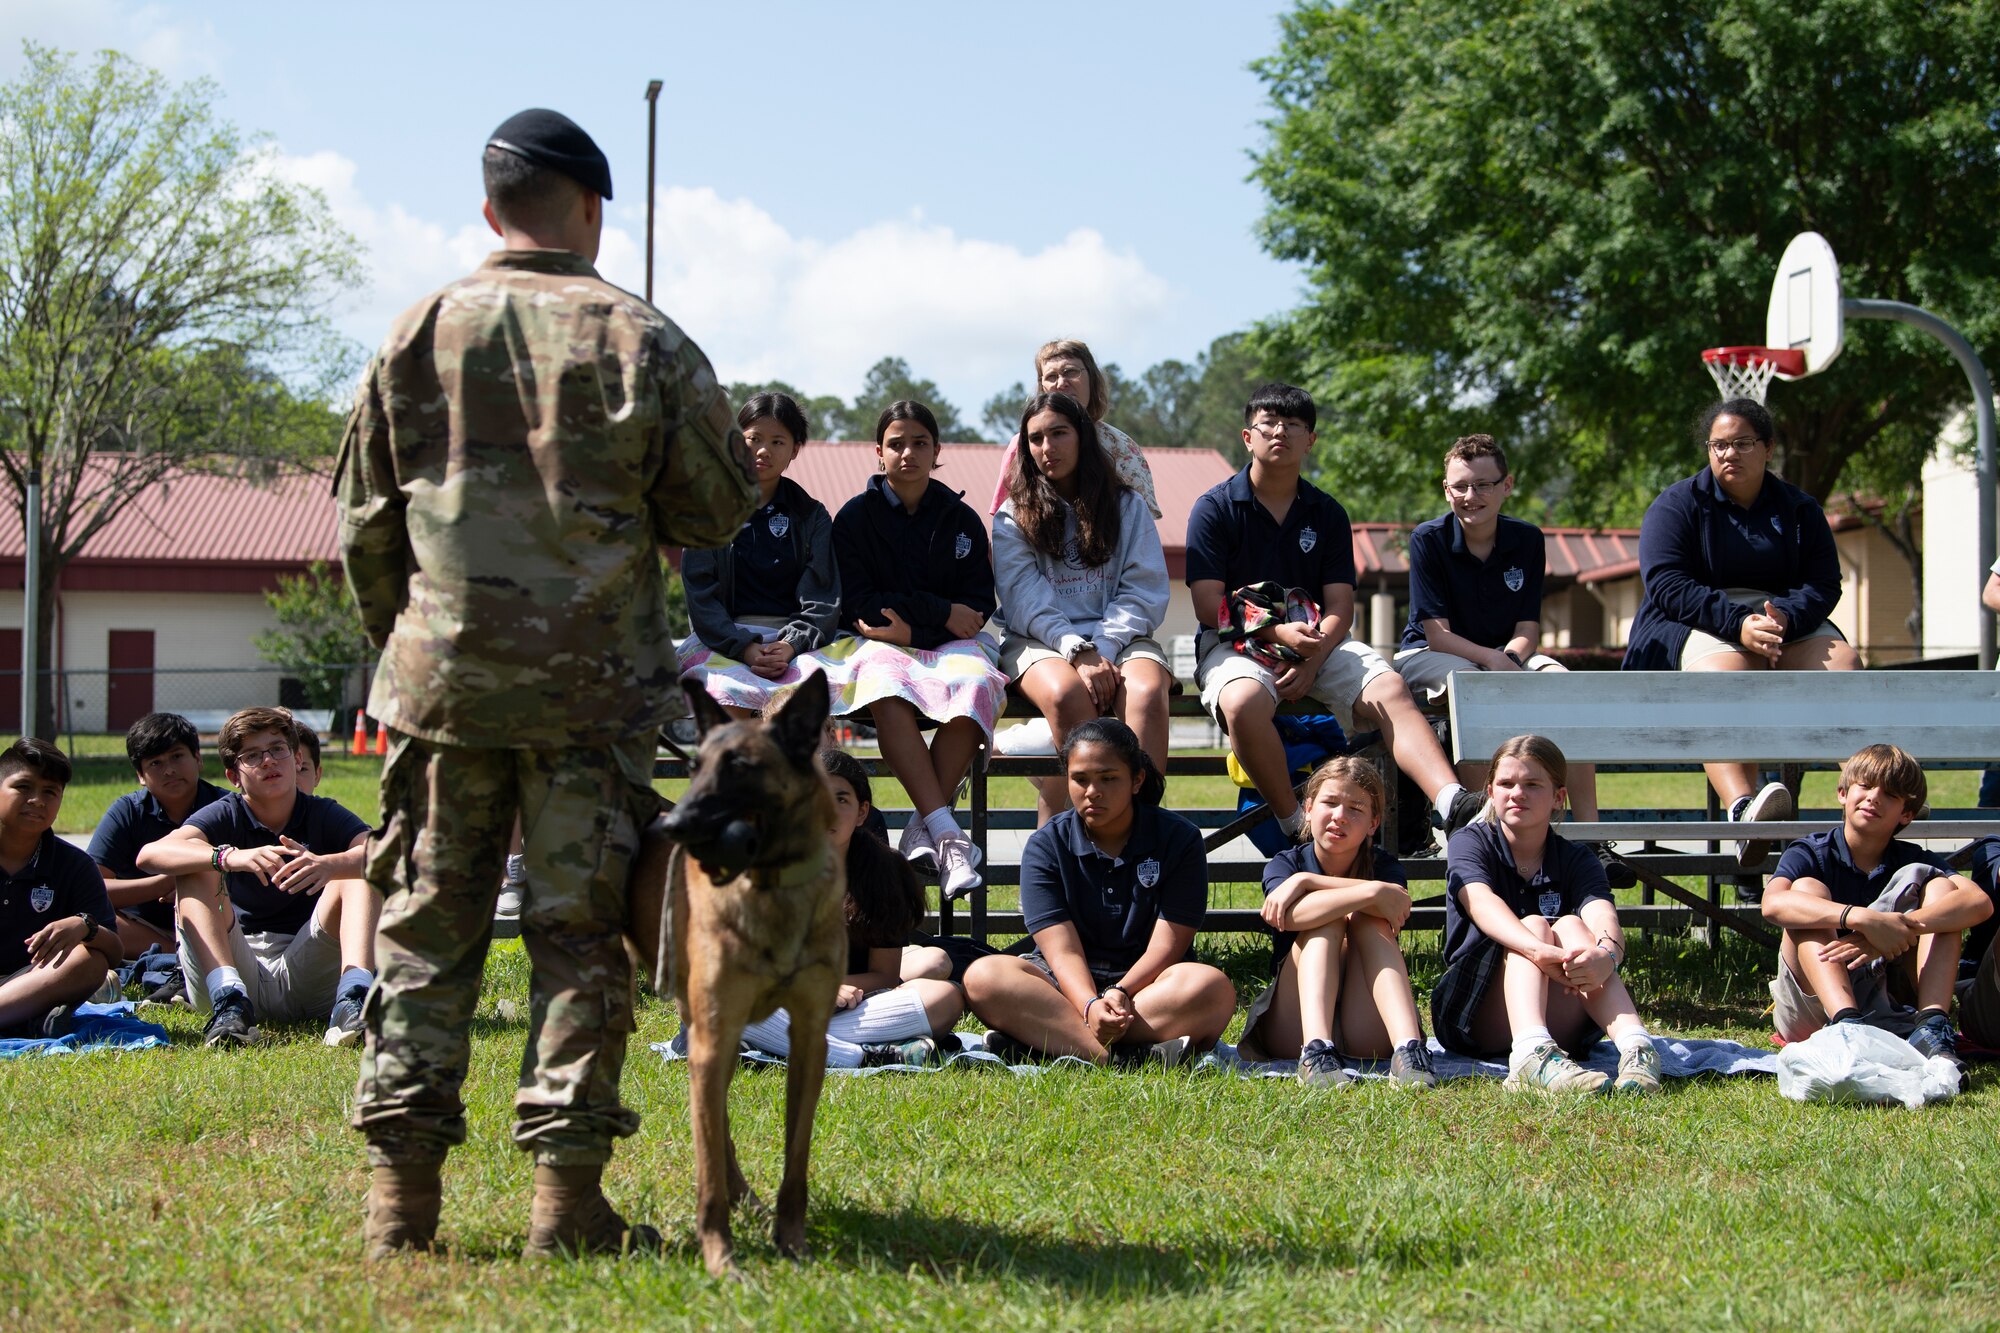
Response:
[211,844,232,872]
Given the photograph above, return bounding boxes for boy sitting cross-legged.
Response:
[0,739,123,1037]
[137,706,380,1049]
[1761,743,1993,1067]
[88,711,228,958]
[1186,383,1483,846]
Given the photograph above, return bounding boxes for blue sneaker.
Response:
[1908,1012,1963,1069]
[323,986,367,1048]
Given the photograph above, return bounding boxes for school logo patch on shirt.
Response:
[1137,858,1161,889]
[1504,566,1525,593]
[954,532,972,559]
[1770,514,1783,534]
[1298,526,1317,554]
[767,512,790,540]
[29,886,54,913]
[1537,890,1562,920]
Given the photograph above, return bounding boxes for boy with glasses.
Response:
[1186,383,1482,846]
[1393,435,1627,882]
[137,707,378,1048]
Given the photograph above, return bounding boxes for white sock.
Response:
[1510,1025,1554,1065]
[337,966,373,998]
[205,966,246,1003]
[741,1009,867,1069]
[1433,782,1467,822]
[1614,1027,1655,1056]
[923,808,962,844]
[1277,807,1305,839]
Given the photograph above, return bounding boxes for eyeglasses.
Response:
[1444,480,1503,498]
[1249,420,1305,439]
[1707,437,1763,456]
[233,745,293,769]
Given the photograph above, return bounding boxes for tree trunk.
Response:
[30,542,62,740]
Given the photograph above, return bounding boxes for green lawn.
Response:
[3,936,1996,1330]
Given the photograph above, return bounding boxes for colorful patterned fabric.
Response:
[812,634,1009,739]
[677,636,828,714]
[1216,582,1321,670]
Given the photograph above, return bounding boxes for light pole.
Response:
[644,79,662,304]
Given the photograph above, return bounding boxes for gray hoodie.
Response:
[993,487,1169,659]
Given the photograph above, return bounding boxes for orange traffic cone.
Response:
[351,712,368,756]
[373,720,389,756]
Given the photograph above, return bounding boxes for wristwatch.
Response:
[76,912,97,942]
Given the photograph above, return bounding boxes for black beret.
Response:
[486,108,613,200]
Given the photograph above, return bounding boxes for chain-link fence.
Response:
[0,663,373,746]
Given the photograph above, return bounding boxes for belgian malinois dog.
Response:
[628,673,846,1278]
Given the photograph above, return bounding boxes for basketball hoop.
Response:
[1701,345,1807,404]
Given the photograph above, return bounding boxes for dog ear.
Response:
[767,670,831,766]
[682,680,732,740]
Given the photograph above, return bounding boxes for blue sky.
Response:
[2,0,1306,422]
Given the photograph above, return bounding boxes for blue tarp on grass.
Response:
[0,1000,169,1059]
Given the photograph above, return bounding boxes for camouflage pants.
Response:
[351,730,659,1167]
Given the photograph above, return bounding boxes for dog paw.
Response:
[701,1243,739,1281]
[773,1223,810,1261]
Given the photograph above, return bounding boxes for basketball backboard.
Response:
[1765,231,1843,378]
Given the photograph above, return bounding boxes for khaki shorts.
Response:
[1682,588,1846,667]
[999,634,1169,679]
[1769,950,1917,1043]
[1194,634,1392,733]
[178,914,343,1024]
[1392,646,1564,707]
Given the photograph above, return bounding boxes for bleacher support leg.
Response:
[970,742,989,945]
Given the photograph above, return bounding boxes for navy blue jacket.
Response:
[1622,468,1843,670]
[832,477,996,652]
[681,477,840,660]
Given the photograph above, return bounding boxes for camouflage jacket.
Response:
[336,249,756,747]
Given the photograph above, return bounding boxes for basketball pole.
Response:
[1842,298,1997,670]
[643,78,662,305]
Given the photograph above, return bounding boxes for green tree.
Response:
[981,381,1031,441]
[254,561,371,712]
[1251,0,2000,526]
[841,357,981,442]
[0,46,362,735]
[723,379,846,443]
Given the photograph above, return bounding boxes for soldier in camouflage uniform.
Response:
[337,108,756,1260]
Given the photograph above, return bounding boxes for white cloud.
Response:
[0,1,223,78]
[286,158,1175,419]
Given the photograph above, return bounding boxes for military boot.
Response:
[364,1162,442,1260]
[523,1163,662,1259]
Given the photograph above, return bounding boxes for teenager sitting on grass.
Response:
[88,711,228,958]
[294,724,323,796]
[1432,734,1661,1095]
[994,390,1172,825]
[0,739,122,1038]
[1393,433,1628,886]
[1186,383,1482,850]
[1760,743,1991,1067]
[964,718,1235,1067]
[138,707,378,1049]
[735,748,964,1067]
[1236,757,1436,1088]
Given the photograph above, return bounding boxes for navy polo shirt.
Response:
[1399,514,1546,651]
[87,778,228,930]
[1261,841,1407,970]
[1442,821,1610,966]
[185,791,371,937]
[1770,827,1949,911]
[1184,468,1356,599]
[1019,805,1207,973]
[1702,471,1796,594]
[732,495,807,619]
[1962,836,2000,967]
[0,832,113,976]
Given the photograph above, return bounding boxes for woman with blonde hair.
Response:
[1236,756,1436,1087]
[987,338,1161,519]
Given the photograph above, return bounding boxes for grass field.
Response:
[7,741,1996,1329]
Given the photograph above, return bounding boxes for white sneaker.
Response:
[496,885,525,918]
[898,820,939,866]
[936,834,983,899]
[1732,781,1793,870]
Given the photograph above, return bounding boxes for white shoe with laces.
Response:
[935,833,983,899]
[1731,781,1793,870]
[897,820,939,866]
